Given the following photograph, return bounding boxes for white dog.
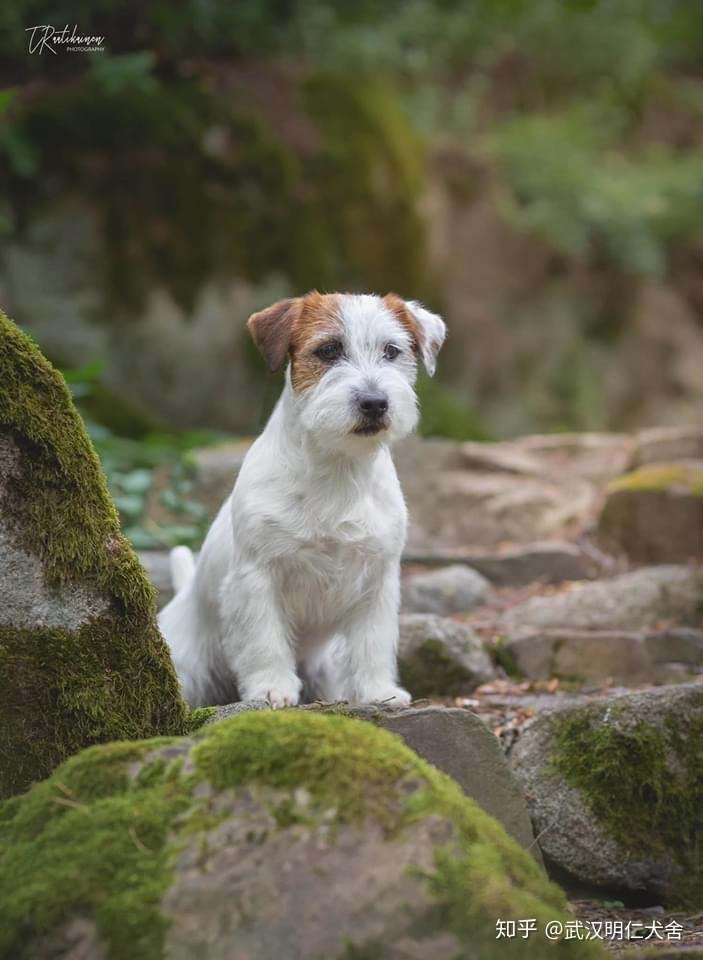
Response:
[158,292,446,708]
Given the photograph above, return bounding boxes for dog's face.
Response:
[247,292,446,451]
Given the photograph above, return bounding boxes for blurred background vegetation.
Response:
[2,0,703,545]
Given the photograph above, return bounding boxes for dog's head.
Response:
[247,292,446,451]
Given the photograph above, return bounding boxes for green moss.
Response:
[185,706,217,733]
[0,313,187,798]
[551,699,703,906]
[399,637,478,698]
[0,711,603,959]
[416,374,491,441]
[606,463,703,496]
[0,739,192,960]
[493,637,524,681]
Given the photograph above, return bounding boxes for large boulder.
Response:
[510,683,703,906]
[209,702,539,855]
[398,613,496,696]
[598,462,703,563]
[408,467,595,550]
[0,711,602,959]
[402,564,490,615]
[0,312,187,798]
[500,566,703,634]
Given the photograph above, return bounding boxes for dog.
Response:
[158,291,446,708]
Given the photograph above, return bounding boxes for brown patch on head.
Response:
[289,292,343,393]
[247,292,342,389]
[247,298,301,372]
[383,293,421,361]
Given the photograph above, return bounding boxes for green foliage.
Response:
[62,361,218,548]
[0,312,188,797]
[416,375,490,440]
[0,710,603,959]
[489,105,703,275]
[3,0,703,439]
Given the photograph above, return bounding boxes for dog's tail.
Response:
[169,545,195,594]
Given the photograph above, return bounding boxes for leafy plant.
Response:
[63,362,222,550]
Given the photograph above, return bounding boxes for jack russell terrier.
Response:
[158,292,446,708]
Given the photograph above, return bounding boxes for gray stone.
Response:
[501,566,703,634]
[598,461,703,563]
[418,469,596,550]
[515,432,634,484]
[632,426,703,468]
[0,316,185,799]
[503,627,703,684]
[457,541,595,585]
[0,439,109,631]
[402,564,490,615]
[509,683,703,903]
[393,435,598,552]
[398,613,496,697]
[458,440,543,475]
[348,704,539,856]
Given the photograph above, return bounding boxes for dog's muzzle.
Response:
[353,390,389,435]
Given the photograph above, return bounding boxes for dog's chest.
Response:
[275,489,403,629]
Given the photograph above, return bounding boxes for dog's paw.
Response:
[266,687,301,709]
[242,674,302,710]
[363,684,412,707]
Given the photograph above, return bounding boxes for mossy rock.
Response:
[0,312,188,798]
[398,614,496,697]
[0,710,603,960]
[510,683,703,907]
[599,461,703,563]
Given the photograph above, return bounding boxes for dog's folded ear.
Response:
[387,297,446,376]
[247,298,300,372]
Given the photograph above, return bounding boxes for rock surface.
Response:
[509,682,703,905]
[632,426,703,468]
[402,563,490,614]
[208,702,538,855]
[503,628,703,684]
[599,462,703,563]
[0,313,187,798]
[0,711,598,960]
[398,613,496,696]
[500,566,703,634]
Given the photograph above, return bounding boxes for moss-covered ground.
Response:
[0,313,188,798]
[0,710,604,960]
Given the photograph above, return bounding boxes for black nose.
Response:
[358,391,389,418]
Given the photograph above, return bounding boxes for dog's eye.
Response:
[383,343,401,361]
[314,340,344,363]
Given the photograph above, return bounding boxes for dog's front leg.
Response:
[336,566,411,706]
[219,567,301,709]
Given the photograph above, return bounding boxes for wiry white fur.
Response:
[158,294,446,708]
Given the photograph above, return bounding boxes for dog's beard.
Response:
[352,417,389,437]
[297,374,418,452]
